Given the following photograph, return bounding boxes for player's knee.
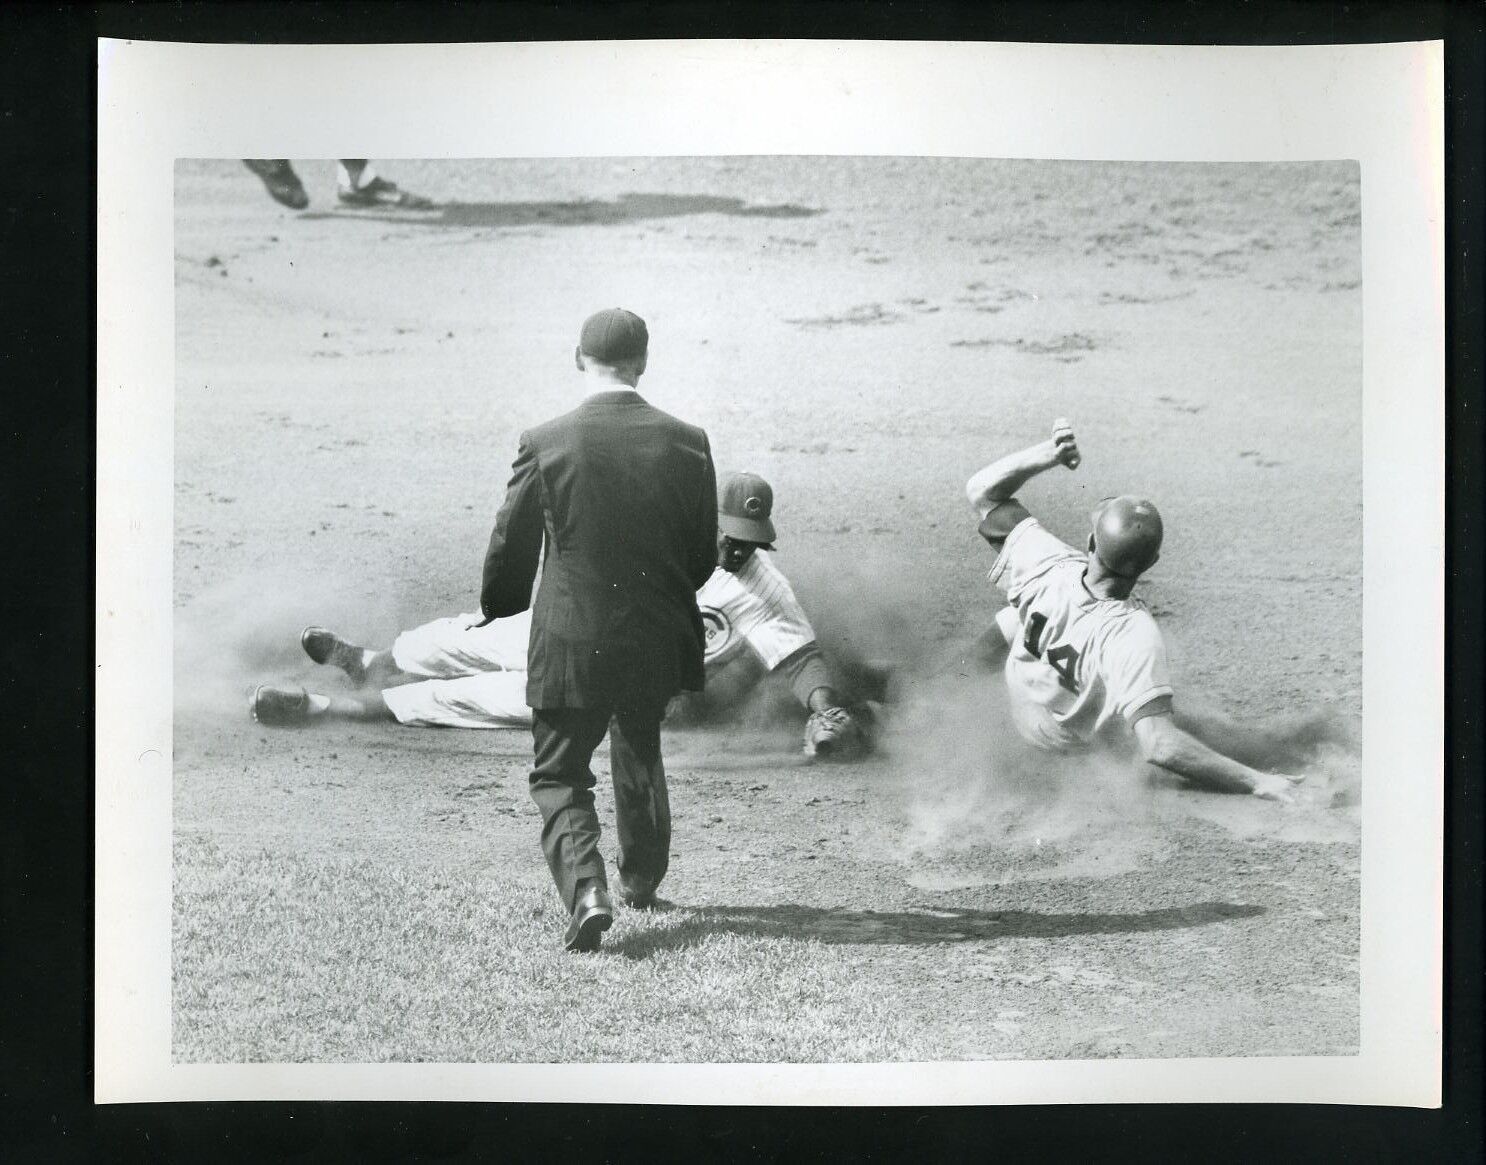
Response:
[364,652,405,687]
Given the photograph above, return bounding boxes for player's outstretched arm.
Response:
[1133,713,1303,803]
[965,418,1081,518]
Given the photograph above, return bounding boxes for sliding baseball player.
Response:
[251,472,876,759]
[966,419,1308,802]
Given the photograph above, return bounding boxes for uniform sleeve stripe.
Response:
[1123,687,1175,718]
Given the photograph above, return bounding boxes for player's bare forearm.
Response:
[1152,743,1265,795]
[1134,715,1300,802]
[965,420,1080,517]
[965,442,1058,515]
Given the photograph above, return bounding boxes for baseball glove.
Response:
[803,705,869,761]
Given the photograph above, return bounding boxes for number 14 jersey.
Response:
[989,516,1173,750]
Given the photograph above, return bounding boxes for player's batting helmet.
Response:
[719,471,777,544]
[1089,496,1163,579]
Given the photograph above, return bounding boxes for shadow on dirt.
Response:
[299,192,822,229]
[611,900,1265,956]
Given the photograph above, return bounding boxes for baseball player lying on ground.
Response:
[251,472,880,759]
[963,419,1348,805]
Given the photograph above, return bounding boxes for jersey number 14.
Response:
[1023,611,1080,694]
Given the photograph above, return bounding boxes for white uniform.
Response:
[989,516,1173,751]
[391,611,531,677]
[381,612,533,728]
[381,551,817,729]
[695,550,816,671]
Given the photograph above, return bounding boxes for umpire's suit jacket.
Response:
[480,389,718,712]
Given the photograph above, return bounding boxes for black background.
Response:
[2,2,1480,1159]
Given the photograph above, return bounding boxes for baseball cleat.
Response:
[300,627,367,686]
[243,159,309,210]
[250,684,312,727]
[336,176,433,210]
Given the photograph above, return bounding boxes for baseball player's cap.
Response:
[719,471,776,545]
[1090,495,1163,578]
[579,308,649,363]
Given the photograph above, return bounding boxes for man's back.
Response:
[482,389,717,711]
[533,392,714,627]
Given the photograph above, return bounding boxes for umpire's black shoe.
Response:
[563,885,614,953]
[617,871,658,910]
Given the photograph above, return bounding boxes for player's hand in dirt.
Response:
[803,705,871,762]
[1051,417,1081,470]
[1251,772,1304,805]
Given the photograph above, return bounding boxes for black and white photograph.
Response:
[96,39,1442,1105]
[172,154,1362,1065]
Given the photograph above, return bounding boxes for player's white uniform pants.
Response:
[380,611,536,729]
[1004,683,1090,752]
[375,603,777,730]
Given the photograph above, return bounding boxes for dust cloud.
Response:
[173,568,422,717]
[782,548,1361,873]
[781,548,1183,876]
[884,671,1177,879]
[175,549,1360,861]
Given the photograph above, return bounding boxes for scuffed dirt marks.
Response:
[949,332,1098,361]
[786,302,905,328]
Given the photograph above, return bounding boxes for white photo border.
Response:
[96,38,1443,1106]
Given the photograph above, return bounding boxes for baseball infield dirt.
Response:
[172,157,1360,1062]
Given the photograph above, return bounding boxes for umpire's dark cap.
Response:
[579,308,649,363]
[719,472,777,544]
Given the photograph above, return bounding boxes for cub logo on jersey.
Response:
[700,606,735,663]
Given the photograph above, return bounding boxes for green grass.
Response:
[172,836,927,1063]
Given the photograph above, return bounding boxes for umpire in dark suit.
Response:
[480,308,718,952]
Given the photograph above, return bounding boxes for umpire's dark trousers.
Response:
[529,706,671,912]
